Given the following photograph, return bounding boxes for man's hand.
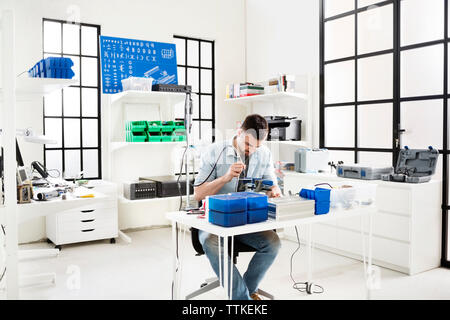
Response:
[267,185,282,198]
[224,161,246,182]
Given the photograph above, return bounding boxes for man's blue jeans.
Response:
[198,229,281,300]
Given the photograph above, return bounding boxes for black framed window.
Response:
[320,0,450,267]
[42,18,101,179]
[173,35,215,143]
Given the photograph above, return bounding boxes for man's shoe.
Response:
[250,293,262,300]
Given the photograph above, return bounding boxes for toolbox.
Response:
[381,146,439,183]
[336,164,394,180]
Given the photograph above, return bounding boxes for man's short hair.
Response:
[241,114,268,141]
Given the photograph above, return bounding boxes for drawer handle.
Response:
[81,209,95,213]
[81,219,95,223]
[81,229,95,232]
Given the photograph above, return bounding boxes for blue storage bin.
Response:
[315,202,330,215]
[208,195,247,213]
[209,210,247,227]
[300,187,331,202]
[231,192,268,210]
[247,208,268,224]
[29,57,75,79]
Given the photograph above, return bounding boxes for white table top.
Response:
[166,205,376,237]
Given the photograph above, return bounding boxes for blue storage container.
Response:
[29,57,75,79]
[231,192,268,210]
[247,208,268,224]
[300,187,331,215]
[209,210,247,227]
[315,202,330,215]
[208,194,247,213]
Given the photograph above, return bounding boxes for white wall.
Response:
[246,0,320,148]
[0,0,248,243]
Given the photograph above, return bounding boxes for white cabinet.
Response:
[46,181,118,247]
[283,171,442,275]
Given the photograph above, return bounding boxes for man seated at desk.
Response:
[194,114,281,300]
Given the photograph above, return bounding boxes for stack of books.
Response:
[226,83,264,99]
[268,196,315,221]
[263,74,296,94]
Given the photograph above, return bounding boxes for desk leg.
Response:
[223,236,229,300]
[367,211,373,300]
[230,236,234,300]
[306,224,313,285]
[171,222,178,300]
[218,236,222,294]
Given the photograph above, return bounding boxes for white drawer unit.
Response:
[46,181,119,249]
[282,171,442,275]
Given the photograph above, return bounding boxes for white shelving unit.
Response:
[104,90,188,230]
[225,75,313,162]
[0,9,78,299]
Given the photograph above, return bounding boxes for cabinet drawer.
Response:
[59,200,117,215]
[58,207,117,223]
[377,187,410,216]
[337,229,410,268]
[56,226,118,245]
[57,217,117,233]
[337,211,411,242]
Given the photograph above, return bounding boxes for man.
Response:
[194,114,282,300]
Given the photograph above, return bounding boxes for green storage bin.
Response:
[172,135,186,142]
[126,121,147,132]
[126,131,147,142]
[147,121,162,132]
[161,135,173,142]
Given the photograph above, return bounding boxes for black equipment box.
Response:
[264,116,302,141]
[123,181,157,200]
[152,84,192,93]
[139,175,194,198]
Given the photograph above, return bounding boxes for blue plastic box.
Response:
[231,192,268,210]
[208,194,247,213]
[29,57,75,79]
[299,187,331,215]
[209,210,247,227]
[247,208,268,224]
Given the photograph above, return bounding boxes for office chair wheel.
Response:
[110,238,116,244]
[55,245,62,251]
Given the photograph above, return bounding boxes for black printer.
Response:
[264,116,302,141]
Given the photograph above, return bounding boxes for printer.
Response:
[264,116,302,141]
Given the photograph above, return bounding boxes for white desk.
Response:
[167,204,376,300]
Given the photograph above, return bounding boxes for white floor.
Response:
[2,227,450,300]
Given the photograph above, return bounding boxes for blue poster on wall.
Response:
[99,35,178,94]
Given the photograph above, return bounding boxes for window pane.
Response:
[325,60,355,104]
[64,119,81,148]
[200,42,212,68]
[82,119,98,148]
[401,44,443,98]
[63,87,80,117]
[174,37,186,65]
[358,53,393,101]
[81,26,98,56]
[325,0,354,18]
[83,149,99,178]
[190,121,200,145]
[401,0,444,47]
[192,93,199,119]
[44,89,62,116]
[44,21,61,53]
[45,150,63,176]
[358,103,392,148]
[325,106,355,147]
[201,122,213,143]
[201,95,212,119]
[177,67,186,85]
[200,69,212,94]
[358,4,393,54]
[81,88,98,117]
[325,15,355,61]
[187,40,199,66]
[358,152,392,167]
[400,99,443,150]
[81,57,98,87]
[433,154,443,181]
[328,150,355,166]
[187,68,199,93]
[64,150,81,179]
[44,118,62,148]
[65,55,80,86]
[62,23,80,54]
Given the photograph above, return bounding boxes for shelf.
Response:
[110,90,186,105]
[119,195,186,205]
[224,92,308,106]
[265,140,310,147]
[0,77,77,101]
[111,141,186,152]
